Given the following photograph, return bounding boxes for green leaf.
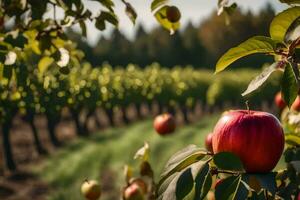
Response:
[175,167,194,199]
[270,6,300,42]
[98,0,115,12]
[95,18,106,31]
[100,11,118,26]
[285,134,300,145]
[215,36,276,73]
[154,6,180,35]
[213,152,244,171]
[38,56,54,74]
[242,62,281,96]
[157,173,179,199]
[215,175,242,200]
[159,145,207,184]
[194,163,212,200]
[3,65,12,80]
[79,20,87,37]
[151,0,169,12]
[124,2,137,25]
[281,63,299,107]
[158,161,209,200]
[134,142,149,161]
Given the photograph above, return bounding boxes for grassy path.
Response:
[34,113,284,200]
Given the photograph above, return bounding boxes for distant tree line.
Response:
[67,3,275,69]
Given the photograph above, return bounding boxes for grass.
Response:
[34,113,285,200]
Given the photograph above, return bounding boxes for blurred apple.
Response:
[153,113,176,135]
[81,180,101,200]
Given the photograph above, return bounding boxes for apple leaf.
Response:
[281,63,299,108]
[175,166,195,199]
[215,36,276,73]
[79,20,87,38]
[154,6,180,35]
[98,0,114,12]
[215,175,244,200]
[213,152,244,171]
[194,162,212,200]
[151,0,169,12]
[270,6,300,42]
[285,134,300,145]
[242,62,282,96]
[157,173,178,200]
[124,2,137,25]
[38,56,54,74]
[134,142,149,161]
[158,161,210,200]
[159,145,207,186]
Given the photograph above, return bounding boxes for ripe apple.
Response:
[291,96,300,111]
[297,193,300,200]
[124,182,145,200]
[212,110,284,173]
[81,180,101,200]
[205,133,214,153]
[153,113,176,135]
[166,6,181,23]
[274,92,286,109]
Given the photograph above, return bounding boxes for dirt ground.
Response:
[0,102,277,200]
[0,104,163,200]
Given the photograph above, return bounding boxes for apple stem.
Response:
[245,100,250,114]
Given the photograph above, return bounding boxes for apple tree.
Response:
[113,1,300,200]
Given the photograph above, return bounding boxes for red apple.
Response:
[274,92,286,109]
[297,193,300,200]
[124,183,145,200]
[153,113,176,135]
[81,180,101,200]
[291,96,300,111]
[212,110,284,173]
[205,133,214,153]
[166,6,181,23]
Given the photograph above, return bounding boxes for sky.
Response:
[80,0,287,46]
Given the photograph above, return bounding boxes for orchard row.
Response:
[0,63,280,171]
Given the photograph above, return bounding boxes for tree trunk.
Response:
[71,110,86,137]
[121,106,129,124]
[2,122,16,171]
[105,108,115,126]
[46,117,61,147]
[82,110,94,134]
[180,106,190,124]
[28,117,47,155]
[158,102,164,114]
[135,103,143,119]
[147,102,152,114]
[94,111,102,129]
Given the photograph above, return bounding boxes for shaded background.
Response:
[66,1,285,68]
